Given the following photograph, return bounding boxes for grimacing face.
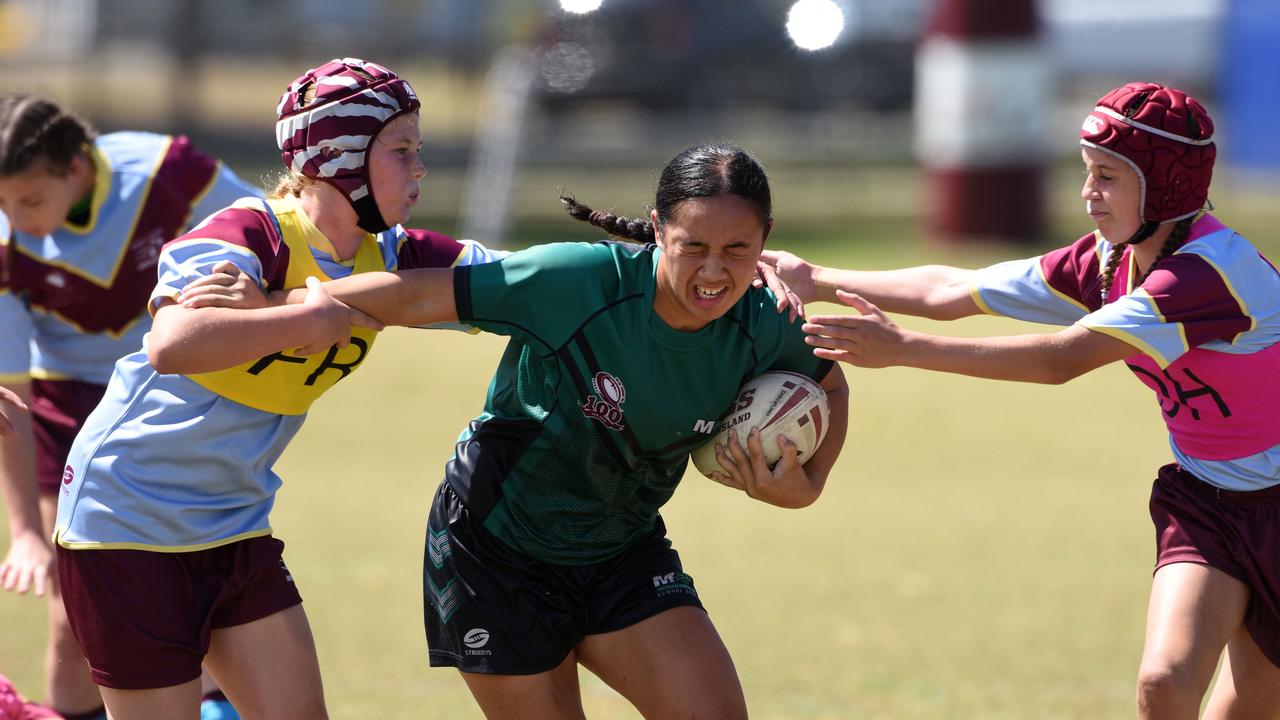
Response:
[652,193,768,332]
[0,155,93,238]
[1081,146,1143,243]
[368,112,426,229]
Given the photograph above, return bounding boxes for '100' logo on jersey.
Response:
[582,371,626,430]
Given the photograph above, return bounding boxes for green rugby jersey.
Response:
[450,241,832,564]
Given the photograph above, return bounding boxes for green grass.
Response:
[4,175,1280,717]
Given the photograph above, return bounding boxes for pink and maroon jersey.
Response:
[0,131,260,385]
[971,214,1280,490]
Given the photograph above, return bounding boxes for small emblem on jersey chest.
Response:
[582,370,627,430]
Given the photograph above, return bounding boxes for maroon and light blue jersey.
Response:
[55,195,504,550]
[0,132,261,385]
[971,214,1280,491]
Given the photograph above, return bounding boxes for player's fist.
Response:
[295,276,354,355]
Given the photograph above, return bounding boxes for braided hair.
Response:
[560,196,655,243]
[561,143,772,242]
[1098,217,1195,300]
[0,95,95,177]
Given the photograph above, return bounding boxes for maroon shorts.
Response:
[30,379,106,496]
[1150,463,1280,668]
[56,535,303,689]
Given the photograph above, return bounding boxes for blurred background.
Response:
[2,0,1277,250]
[5,1,1280,717]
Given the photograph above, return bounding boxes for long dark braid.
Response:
[1098,217,1195,301]
[1142,218,1194,282]
[560,196,654,243]
[1098,242,1127,301]
[561,143,772,242]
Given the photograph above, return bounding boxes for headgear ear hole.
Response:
[1186,112,1203,140]
[1124,91,1152,119]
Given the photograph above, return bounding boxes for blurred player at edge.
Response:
[0,387,26,438]
[48,58,504,720]
[0,94,260,720]
[769,82,1280,718]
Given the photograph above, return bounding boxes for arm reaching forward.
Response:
[760,249,983,320]
[803,290,1137,384]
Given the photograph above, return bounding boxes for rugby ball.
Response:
[690,371,830,478]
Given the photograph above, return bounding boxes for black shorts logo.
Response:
[652,571,697,598]
[463,627,492,656]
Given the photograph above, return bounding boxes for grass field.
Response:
[3,174,1280,717]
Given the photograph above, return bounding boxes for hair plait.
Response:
[561,196,654,243]
[1098,243,1127,301]
[560,143,773,246]
[1098,217,1194,300]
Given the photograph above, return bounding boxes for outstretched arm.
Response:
[149,277,368,374]
[274,268,460,327]
[803,290,1136,384]
[181,264,462,330]
[760,249,982,320]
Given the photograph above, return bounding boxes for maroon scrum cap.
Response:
[276,58,420,233]
[1080,82,1215,235]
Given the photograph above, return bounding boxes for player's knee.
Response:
[1135,661,1201,715]
[676,686,747,720]
[237,698,327,720]
[699,697,748,719]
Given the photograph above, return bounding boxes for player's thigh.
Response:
[203,605,327,720]
[461,651,586,720]
[1142,562,1249,685]
[1204,625,1280,720]
[576,606,746,720]
[100,677,202,720]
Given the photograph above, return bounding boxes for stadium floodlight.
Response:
[560,0,604,13]
[785,0,846,51]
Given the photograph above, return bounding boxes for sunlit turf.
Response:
[4,173,1280,717]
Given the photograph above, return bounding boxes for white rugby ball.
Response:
[690,371,830,478]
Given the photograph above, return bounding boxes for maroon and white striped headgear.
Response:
[1080,82,1215,241]
[276,58,420,233]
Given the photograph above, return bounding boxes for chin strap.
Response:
[353,191,389,234]
[1124,220,1160,245]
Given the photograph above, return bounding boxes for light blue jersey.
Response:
[0,132,261,385]
[55,195,505,550]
